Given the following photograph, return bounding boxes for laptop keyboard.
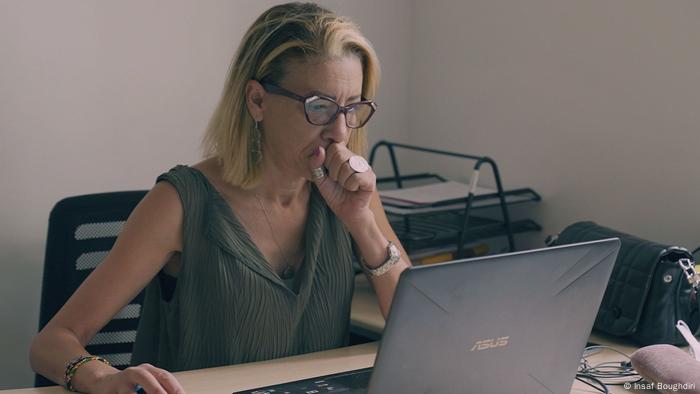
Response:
[233,368,373,394]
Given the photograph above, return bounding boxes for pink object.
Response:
[348,156,369,173]
[631,344,700,394]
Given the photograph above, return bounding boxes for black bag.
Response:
[547,221,700,346]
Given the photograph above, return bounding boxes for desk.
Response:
[3,275,649,394]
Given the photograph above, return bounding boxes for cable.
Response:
[579,345,643,389]
[575,373,609,394]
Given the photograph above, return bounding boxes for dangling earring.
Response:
[252,120,262,164]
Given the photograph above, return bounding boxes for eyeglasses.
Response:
[260,81,377,129]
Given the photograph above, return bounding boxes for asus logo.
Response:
[470,336,510,351]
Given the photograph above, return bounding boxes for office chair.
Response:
[35,191,148,387]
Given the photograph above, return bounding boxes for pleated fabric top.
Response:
[130,165,356,371]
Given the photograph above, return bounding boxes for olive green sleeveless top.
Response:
[131,165,356,371]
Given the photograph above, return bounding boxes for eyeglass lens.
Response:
[304,97,373,128]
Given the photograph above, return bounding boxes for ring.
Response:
[311,167,325,180]
[135,384,145,394]
[348,156,370,173]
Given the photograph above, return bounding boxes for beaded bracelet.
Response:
[64,355,111,392]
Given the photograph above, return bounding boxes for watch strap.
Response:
[362,241,401,277]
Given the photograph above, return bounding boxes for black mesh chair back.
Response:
[35,191,148,387]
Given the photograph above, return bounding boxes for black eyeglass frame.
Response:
[259,81,378,129]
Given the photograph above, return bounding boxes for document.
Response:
[379,181,492,206]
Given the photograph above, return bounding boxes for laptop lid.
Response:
[368,238,620,394]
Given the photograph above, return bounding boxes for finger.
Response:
[124,366,167,394]
[324,143,348,179]
[308,146,327,185]
[141,364,186,394]
[326,147,352,182]
[337,161,356,188]
[357,170,376,192]
[343,173,361,192]
[348,172,376,193]
[308,146,340,202]
[325,143,343,168]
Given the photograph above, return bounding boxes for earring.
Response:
[252,120,262,164]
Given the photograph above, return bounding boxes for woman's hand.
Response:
[93,364,185,394]
[308,143,376,228]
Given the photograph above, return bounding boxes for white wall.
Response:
[0,1,412,388]
[408,0,700,250]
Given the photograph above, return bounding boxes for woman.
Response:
[30,3,410,393]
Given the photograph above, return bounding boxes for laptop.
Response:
[234,238,620,394]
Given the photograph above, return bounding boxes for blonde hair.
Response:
[202,2,381,189]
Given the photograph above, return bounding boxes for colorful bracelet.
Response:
[64,355,111,392]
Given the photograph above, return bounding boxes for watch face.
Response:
[388,242,400,261]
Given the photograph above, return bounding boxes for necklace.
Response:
[254,193,295,280]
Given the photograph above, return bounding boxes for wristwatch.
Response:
[362,241,401,277]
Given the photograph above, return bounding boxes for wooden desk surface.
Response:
[1,343,378,394]
[5,274,650,393]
